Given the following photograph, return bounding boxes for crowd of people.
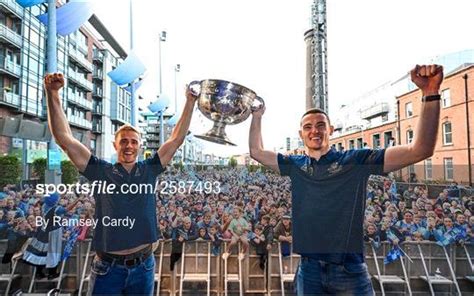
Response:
[0,166,473,272]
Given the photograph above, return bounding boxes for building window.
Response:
[405,102,413,118]
[408,164,415,181]
[337,142,343,151]
[425,158,432,180]
[349,139,355,150]
[356,138,363,149]
[442,122,452,145]
[372,134,380,148]
[406,130,414,144]
[444,158,454,180]
[384,131,393,147]
[441,88,451,108]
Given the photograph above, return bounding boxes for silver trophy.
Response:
[189,79,265,146]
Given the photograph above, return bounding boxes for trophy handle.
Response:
[188,81,201,96]
[251,96,265,111]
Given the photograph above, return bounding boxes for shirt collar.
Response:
[309,148,339,165]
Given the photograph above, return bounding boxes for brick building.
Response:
[330,63,474,185]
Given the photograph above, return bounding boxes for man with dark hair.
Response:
[44,73,197,295]
[249,65,443,295]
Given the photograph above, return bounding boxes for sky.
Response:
[92,0,474,156]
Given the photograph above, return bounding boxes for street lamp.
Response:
[45,0,61,185]
[174,63,180,113]
[158,31,167,145]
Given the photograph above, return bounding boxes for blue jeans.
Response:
[88,254,155,295]
[296,257,374,295]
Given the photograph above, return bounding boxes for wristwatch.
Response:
[422,94,441,102]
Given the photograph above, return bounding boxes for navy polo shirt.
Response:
[278,148,385,264]
[81,153,165,252]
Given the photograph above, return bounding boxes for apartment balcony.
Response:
[93,49,104,63]
[146,142,160,149]
[92,86,103,97]
[0,59,21,78]
[0,0,24,20]
[360,102,389,120]
[67,111,92,130]
[145,126,161,134]
[68,45,93,73]
[92,123,102,133]
[0,23,22,49]
[67,91,92,110]
[92,70,103,81]
[147,135,161,141]
[92,104,102,115]
[0,88,19,108]
[68,71,93,92]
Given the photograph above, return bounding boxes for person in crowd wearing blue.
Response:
[44,73,197,295]
[249,64,443,295]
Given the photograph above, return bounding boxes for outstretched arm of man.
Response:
[45,73,91,172]
[384,64,444,173]
[249,106,279,172]
[158,87,197,166]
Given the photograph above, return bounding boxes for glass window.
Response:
[406,130,414,144]
[349,139,355,150]
[442,122,452,145]
[425,158,432,180]
[28,56,39,73]
[444,158,453,180]
[441,89,451,108]
[372,134,380,148]
[405,102,413,118]
[29,29,40,47]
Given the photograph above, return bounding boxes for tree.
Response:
[228,157,237,168]
[0,155,22,188]
[61,160,79,184]
[32,158,47,183]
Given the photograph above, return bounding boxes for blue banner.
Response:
[37,0,94,36]
[16,0,45,8]
[108,52,146,86]
[47,149,61,170]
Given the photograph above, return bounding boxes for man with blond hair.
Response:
[44,73,197,295]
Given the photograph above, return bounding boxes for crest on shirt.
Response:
[112,166,123,178]
[300,162,313,175]
[327,162,342,175]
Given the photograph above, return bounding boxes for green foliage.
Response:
[32,158,47,183]
[61,160,79,184]
[0,155,22,188]
[228,157,237,168]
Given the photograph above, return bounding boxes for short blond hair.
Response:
[114,124,141,140]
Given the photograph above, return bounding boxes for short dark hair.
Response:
[300,108,331,125]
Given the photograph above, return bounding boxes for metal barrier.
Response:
[367,243,411,296]
[1,239,473,295]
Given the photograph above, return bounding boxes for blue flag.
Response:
[436,227,467,247]
[384,246,403,265]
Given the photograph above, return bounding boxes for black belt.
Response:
[97,245,152,267]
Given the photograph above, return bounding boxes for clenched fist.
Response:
[44,73,65,93]
[410,64,443,96]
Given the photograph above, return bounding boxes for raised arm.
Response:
[158,87,197,166]
[249,107,279,172]
[45,73,91,173]
[384,65,443,173]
